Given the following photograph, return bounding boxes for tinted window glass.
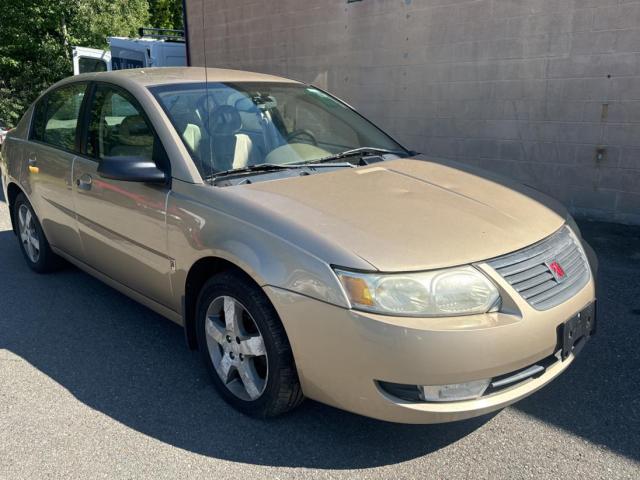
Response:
[32,83,86,151]
[78,57,108,74]
[31,99,47,142]
[87,85,154,162]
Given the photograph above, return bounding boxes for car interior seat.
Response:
[182,123,202,155]
[210,105,253,171]
[228,93,262,132]
[111,115,153,159]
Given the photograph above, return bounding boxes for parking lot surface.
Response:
[0,189,639,479]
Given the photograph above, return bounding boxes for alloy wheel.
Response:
[204,295,268,401]
[18,204,40,263]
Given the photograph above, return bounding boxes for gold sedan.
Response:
[0,68,597,423]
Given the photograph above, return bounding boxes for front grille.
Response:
[487,226,590,310]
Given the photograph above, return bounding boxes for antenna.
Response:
[201,0,213,180]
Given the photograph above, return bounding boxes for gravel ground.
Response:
[0,187,638,479]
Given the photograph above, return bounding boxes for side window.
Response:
[86,84,167,171]
[31,83,86,151]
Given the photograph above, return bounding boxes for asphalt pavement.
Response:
[0,187,638,479]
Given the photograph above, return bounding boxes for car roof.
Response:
[69,67,301,87]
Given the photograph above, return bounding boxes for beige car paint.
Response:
[72,156,173,305]
[18,129,82,257]
[264,276,595,424]
[237,157,569,272]
[0,68,597,423]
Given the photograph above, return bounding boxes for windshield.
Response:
[150,82,407,180]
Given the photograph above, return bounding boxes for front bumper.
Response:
[264,265,596,424]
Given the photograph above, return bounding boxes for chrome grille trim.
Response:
[488,226,590,310]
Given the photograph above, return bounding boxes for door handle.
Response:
[76,174,93,191]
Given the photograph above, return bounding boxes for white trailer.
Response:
[72,28,187,75]
[72,46,112,75]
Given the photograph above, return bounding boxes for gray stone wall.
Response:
[186,0,640,224]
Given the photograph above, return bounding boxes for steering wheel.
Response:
[286,129,318,146]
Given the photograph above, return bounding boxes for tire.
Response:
[196,271,304,418]
[14,193,64,273]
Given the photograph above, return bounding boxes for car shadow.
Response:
[0,228,492,469]
[514,220,640,462]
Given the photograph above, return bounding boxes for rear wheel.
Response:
[14,193,63,273]
[196,272,304,418]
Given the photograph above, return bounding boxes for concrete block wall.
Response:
[186,0,640,224]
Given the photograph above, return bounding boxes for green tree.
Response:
[148,0,184,30]
[0,0,150,127]
[72,0,151,48]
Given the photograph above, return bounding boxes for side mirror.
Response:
[97,156,166,183]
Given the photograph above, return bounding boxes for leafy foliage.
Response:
[0,0,182,128]
[73,0,151,49]
[149,0,184,30]
[0,1,72,127]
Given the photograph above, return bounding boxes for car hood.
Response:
[239,157,567,271]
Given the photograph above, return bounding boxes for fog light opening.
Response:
[419,379,491,402]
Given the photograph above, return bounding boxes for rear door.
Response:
[72,82,173,305]
[26,82,88,257]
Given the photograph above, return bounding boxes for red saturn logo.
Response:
[548,260,566,281]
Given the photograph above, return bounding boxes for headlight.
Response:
[334,266,501,316]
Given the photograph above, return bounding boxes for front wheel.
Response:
[195,272,304,418]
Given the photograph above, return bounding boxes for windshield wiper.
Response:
[209,147,403,181]
[209,163,294,180]
[309,147,406,164]
[209,161,356,181]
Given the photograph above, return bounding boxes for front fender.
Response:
[166,181,372,313]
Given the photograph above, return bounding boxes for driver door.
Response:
[72,83,173,306]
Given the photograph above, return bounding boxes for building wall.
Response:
[186,0,640,224]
